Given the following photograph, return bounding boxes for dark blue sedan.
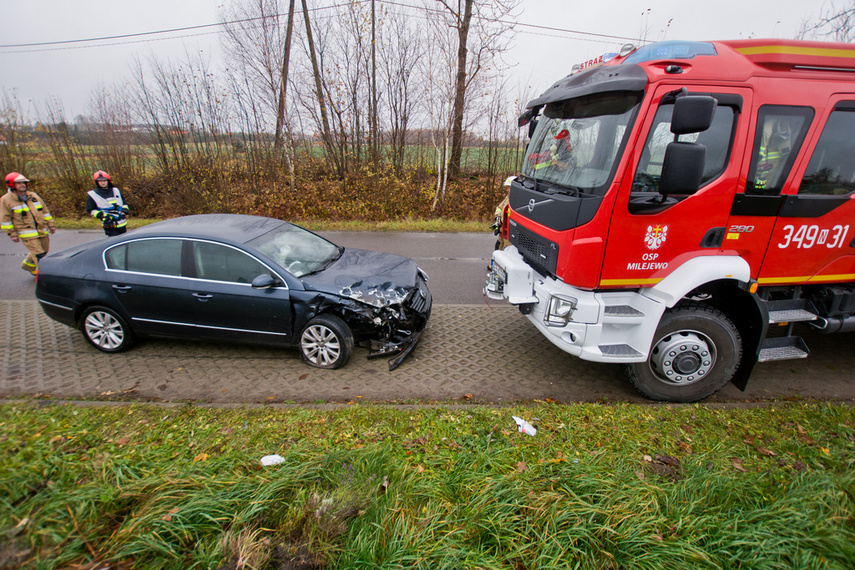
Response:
[35,214,431,370]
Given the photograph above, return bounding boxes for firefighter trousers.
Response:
[21,236,49,273]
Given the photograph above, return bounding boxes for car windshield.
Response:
[522,91,642,194]
[246,223,342,277]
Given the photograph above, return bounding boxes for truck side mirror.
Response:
[528,119,538,139]
[671,95,716,134]
[659,142,705,195]
[518,109,534,128]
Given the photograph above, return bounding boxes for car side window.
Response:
[105,239,183,276]
[745,105,814,195]
[798,107,855,196]
[192,241,271,284]
[632,101,735,194]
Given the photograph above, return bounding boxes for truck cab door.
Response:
[599,86,750,288]
[753,99,855,285]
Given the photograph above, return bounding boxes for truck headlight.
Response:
[545,294,577,327]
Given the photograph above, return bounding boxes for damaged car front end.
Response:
[300,249,432,370]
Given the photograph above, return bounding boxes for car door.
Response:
[187,240,293,345]
[103,238,197,337]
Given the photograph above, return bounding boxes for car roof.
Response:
[127,214,287,244]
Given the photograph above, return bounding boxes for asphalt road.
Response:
[0,229,496,305]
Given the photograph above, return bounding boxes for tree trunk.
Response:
[273,0,296,153]
[301,0,341,175]
[448,0,473,178]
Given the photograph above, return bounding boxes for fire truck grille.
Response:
[509,221,559,278]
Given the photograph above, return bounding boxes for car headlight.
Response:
[544,294,577,327]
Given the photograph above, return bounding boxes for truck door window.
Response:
[798,108,855,196]
[746,105,813,195]
[631,100,735,201]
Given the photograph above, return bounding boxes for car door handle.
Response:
[112,285,132,293]
[193,293,213,302]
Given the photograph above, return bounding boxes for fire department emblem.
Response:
[644,224,668,250]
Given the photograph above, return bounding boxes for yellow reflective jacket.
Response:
[0,190,55,240]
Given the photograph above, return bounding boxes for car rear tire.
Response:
[80,306,134,353]
[299,315,353,369]
[625,303,741,402]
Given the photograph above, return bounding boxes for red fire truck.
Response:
[485,39,855,402]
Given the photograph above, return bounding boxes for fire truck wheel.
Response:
[299,314,354,369]
[625,303,742,402]
[80,306,135,353]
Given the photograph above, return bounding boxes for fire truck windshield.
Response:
[522,91,642,194]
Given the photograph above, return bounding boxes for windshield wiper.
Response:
[534,178,581,197]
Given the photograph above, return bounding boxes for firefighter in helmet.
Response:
[86,170,129,236]
[0,172,56,275]
[753,117,793,192]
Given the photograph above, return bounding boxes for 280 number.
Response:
[778,224,850,249]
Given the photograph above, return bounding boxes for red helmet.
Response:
[93,170,111,182]
[5,172,29,189]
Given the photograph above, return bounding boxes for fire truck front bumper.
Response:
[485,247,662,364]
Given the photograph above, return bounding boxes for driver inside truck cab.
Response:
[754,117,793,191]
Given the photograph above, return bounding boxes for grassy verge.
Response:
[1,402,853,569]
[52,217,489,233]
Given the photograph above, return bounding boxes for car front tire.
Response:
[80,306,135,353]
[299,314,354,369]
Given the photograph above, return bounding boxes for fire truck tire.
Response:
[625,303,742,402]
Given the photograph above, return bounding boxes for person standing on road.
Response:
[86,170,129,236]
[0,172,56,275]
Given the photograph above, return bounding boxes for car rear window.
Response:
[106,239,183,276]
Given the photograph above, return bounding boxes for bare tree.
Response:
[87,85,143,183]
[221,0,292,131]
[301,0,342,175]
[0,90,33,176]
[434,0,519,178]
[380,9,423,173]
[799,1,855,41]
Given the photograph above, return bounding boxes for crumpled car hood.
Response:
[301,248,418,307]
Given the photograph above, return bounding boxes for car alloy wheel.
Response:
[81,306,134,353]
[299,315,353,369]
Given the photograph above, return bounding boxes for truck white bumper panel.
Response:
[486,246,667,363]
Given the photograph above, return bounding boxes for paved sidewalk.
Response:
[1,301,853,404]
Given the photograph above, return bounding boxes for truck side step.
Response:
[603,305,644,317]
[599,344,642,357]
[602,305,645,324]
[766,299,818,324]
[758,336,810,362]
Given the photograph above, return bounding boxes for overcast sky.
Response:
[0,0,829,119]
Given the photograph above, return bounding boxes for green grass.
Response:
[52,217,489,233]
[1,402,853,568]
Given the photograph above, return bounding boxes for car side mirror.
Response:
[251,274,277,289]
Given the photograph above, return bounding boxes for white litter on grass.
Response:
[512,416,537,436]
[260,454,285,466]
